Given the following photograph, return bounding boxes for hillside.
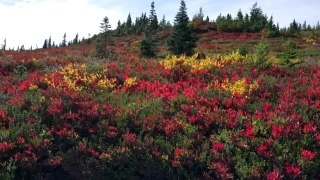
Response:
[1,26,320,179]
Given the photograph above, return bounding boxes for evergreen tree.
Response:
[62,33,67,47]
[139,30,156,58]
[1,38,6,50]
[302,20,307,31]
[244,13,250,32]
[236,10,244,31]
[96,16,111,58]
[159,15,167,29]
[193,7,204,22]
[149,1,159,31]
[249,3,268,32]
[317,21,320,30]
[205,16,210,23]
[288,19,300,36]
[116,20,122,35]
[73,33,79,44]
[20,45,25,51]
[48,36,52,48]
[126,13,132,33]
[43,39,48,49]
[167,0,197,56]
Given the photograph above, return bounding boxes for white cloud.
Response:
[0,0,120,49]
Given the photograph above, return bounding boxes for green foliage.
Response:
[61,33,67,47]
[149,1,159,32]
[139,32,157,58]
[254,42,270,67]
[167,0,197,56]
[0,159,16,180]
[288,19,301,37]
[280,40,299,66]
[96,16,111,58]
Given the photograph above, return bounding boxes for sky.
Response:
[0,0,319,49]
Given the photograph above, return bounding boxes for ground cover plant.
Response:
[0,44,319,179]
[1,1,320,179]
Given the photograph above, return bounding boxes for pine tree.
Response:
[73,33,79,44]
[48,36,52,48]
[139,30,156,58]
[126,13,132,33]
[288,19,300,36]
[193,7,204,22]
[159,15,166,29]
[43,39,48,49]
[249,3,268,32]
[149,1,159,31]
[167,0,197,56]
[302,20,307,31]
[140,2,159,57]
[236,9,244,31]
[1,38,6,50]
[96,16,111,58]
[62,33,67,47]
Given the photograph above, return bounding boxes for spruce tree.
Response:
[62,33,67,47]
[167,0,197,56]
[126,13,132,33]
[48,36,52,48]
[149,1,159,31]
[1,38,6,50]
[139,1,159,57]
[43,39,48,49]
[96,16,111,58]
[139,30,156,58]
[73,33,79,45]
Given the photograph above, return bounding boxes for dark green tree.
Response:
[167,0,197,56]
[249,2,268,32]
[193,7,204,22]
[48,36,52,48]
[149,1,159,31]
[139,30,156,58]
[96,16,111,58]
[62,33,67,47]
[288,19,300,36]
[1,38,6,50]
[43,39,48,49]
[126,13,132,33]
[73,33,79,45]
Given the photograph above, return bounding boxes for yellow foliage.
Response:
[124,77,138,87]
[44,63,116,91]
[160,51,247,71]
[222,78,259,96]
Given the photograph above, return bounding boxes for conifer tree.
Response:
[48,36,52,48]
[149,1,159,31]
[139,30,156,58]
[139,1,159,57]
[96,16,111,58]
[62,33,67,47]
[167,0,197,56]
[1,38,6,50]
[193,7,204,22]
[73,33,79,44]
[126,13,132,33]
[43,39,48,49]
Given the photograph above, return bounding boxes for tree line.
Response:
[1,1,319,53]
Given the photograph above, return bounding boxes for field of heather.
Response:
[0,43,319,179]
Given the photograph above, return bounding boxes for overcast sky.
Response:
[0,0,319,49]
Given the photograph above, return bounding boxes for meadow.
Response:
[0,30,319,179]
